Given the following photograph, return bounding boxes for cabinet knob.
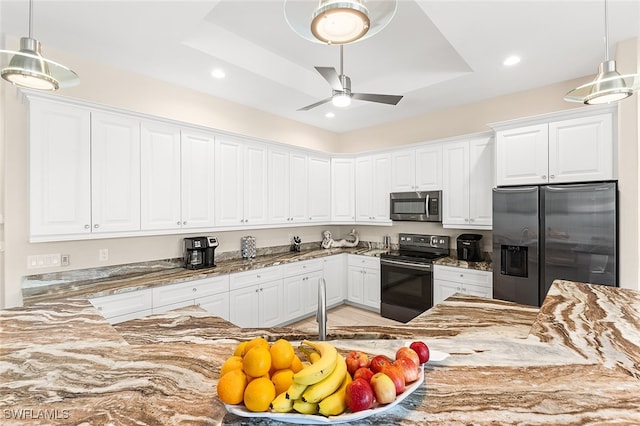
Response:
[550,174,556,179]
[460,274,464,277]
[177,221,181,225]
[469,218,474,223]
[255,289,259,293]
[84,224,90,229]
[183,221,187,225]
[257,274,261,279]
[541,175,547,180]
[464,218,469,222]
[260,288,263,292]
[192,288,197,293]
[93,224,99,228]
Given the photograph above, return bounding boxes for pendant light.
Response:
[284,0,397,45]
[564,0,638,104]
[1,0,79,91]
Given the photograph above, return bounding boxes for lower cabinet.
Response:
[228,266,284,328]
[323,254,346,307]
[347,255,380,311]
[282,259,324,323]
[433,265,492,305]
[152,275,230,320]
[89,289,153,324]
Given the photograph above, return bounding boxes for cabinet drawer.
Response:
[283,259,323,277]
[230,265,283,290]
[90,289,153,319]
[153,275,229,307]
[347,255,380,270]
[434,265,491,287]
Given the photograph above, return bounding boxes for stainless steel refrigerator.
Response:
[492,182,618,306]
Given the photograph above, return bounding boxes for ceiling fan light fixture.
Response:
[311,1,370,44]
[1,37,58,90]
[332,91,352,107]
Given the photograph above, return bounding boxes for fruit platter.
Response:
[217,338,446,424]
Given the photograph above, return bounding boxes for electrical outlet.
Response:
[61,254,70,267]
[99,249,109,261]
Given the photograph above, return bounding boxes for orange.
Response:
[271,368,294,395]
[244,337,270,354]
[233,341,249,357]
[217,369,247,405]
[243,377,276,412]
[270,339,294,370]
[242,346,271,378]
[290,354,304,373]
[220,355,243,377]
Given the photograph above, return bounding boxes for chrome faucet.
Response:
[316,278,327,341]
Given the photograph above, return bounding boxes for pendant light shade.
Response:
[1,0,79,91]
[284,0,396,45]
[564,0,638,104]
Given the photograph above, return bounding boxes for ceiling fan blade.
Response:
[297,97,333,111]
[315,67,343,91]
[352,93,403,105]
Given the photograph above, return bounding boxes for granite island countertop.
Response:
[2,279,639,425]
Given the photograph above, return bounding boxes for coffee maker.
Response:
[183,236,218,269]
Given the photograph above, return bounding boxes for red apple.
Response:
[353,367,374,382]
[345,351,370,375]
[381,365,406,395]
[395,347,420,367]
[345,378,374,412]
[369,355,392,373]
[393,357,420,383]
[409,341,430,364]
[370,372,397,404]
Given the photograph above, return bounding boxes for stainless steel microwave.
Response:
[390,191,442,222]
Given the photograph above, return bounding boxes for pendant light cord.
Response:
[28,0,33,39]
[339,45,344,76]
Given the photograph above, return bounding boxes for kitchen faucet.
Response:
[316,278,327,341]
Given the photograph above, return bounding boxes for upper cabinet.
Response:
[442,134,494,229]
[331,157,355,223]
[180,130,216,229]
[493,108,615,186]
[355,153,392,223]
[307,155,331,223]
[391,143,442,192]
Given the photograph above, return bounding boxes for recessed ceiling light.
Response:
[503,55,521,66]
[325,112,335,118]
[211,68,225,79]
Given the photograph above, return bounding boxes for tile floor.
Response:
[288,304,404,329]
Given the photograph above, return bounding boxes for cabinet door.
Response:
[331,158,355,222]
[91,112,141,233]
[259,280,283,327]
[355,156,373,222]
[215,137,244,226]
[468,136,494,227]
[243,142,269,225]
[362,268,381,310]
[496,124,548,186]
[289,151,309,223]
[415,144,442,190]
[181,130,216,229]
[442,140,470,227]
[304,270,324,316]
[198,293,230,321]
[89,289,153,323]
[347,267,364,304]
[390,149,416,192]
[370,154,392,222]
[30,100,92,237]
[268,147,291,224]
[229,285,260,328]
[140,121,182,230]
[323,255,346,307]
[548,113,613,183]
[463,283,493,299]
[308,155,331,222]
[283,275,306,322]
[433,279,461,305]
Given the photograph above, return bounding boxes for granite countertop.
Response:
[1,280,639,424]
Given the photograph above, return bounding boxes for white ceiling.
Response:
[1,0,639,133]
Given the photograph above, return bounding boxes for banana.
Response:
[292,399,319,415]
[270,391,294,413]
[285,381,308,400]
[318,372,352,417]
[301,354,347,403]
[292,340,338,386]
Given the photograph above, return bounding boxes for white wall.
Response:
[2,38,638,308]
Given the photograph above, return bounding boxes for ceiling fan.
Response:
[298,45,403,111]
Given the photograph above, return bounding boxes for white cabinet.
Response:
[323,254,346,307]
[89,289,153,324]
[283,259,324,323]
[495,112,614,186]
[331,157,356,222]
[152,275,229,320]
[347,255,380,311]
[29,99,92,237]
[391,144,442,191]
[140,121,182,230]
[442,135,494,229]
[216,136,268,227]
[180,130,216,229]
[433,265,492,305]
[228,266,283,328]
[307,155,331,222]
[355,154,392,223]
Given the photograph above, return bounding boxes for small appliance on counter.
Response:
[183,236,218,269]
[241,236,256,259]
[457,234,484,262]
[291,236,301,252]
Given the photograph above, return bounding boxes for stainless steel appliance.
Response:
[389,191,442,222]
[493,182,618,306]
[457,234,484,262]
[183,236,218,269]
[380,233,449,323]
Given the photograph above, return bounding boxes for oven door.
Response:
[380,258,434,323]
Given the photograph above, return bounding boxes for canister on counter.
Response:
[241,236,256,259]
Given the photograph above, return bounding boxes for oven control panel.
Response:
[399,233,449,250]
